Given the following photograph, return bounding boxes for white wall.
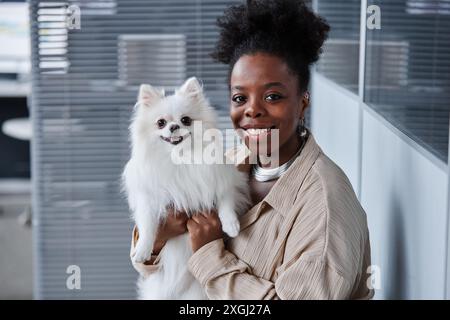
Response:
[310,73,362,197]
[360,108,448,299]
[310,71,449,299]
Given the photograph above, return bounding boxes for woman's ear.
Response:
[299,91,310,118]
[138,84,165,106]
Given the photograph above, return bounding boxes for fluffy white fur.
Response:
[122,77,250,299]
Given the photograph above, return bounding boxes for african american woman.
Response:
[130,0,374,300]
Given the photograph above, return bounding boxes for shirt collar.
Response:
[226,130,322,216]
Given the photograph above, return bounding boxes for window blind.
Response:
[364,0,450,163]
[316,0,361,94]
[30,0,241,299]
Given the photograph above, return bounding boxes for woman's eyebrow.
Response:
[231,82,286,90]
[263,82,285,89]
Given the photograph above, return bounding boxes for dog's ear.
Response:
[138,84,164,106]
[176,77,203,100]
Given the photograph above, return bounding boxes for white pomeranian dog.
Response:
[122,77,251,299]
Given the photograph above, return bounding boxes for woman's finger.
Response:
[209,208,219,218]
[186,218,199,231]
[199,208,218,218]
[174,212,188,222]
[199,210,209,217]
[175,208,188,216]
[194,212,208,222]
[191,213,206,224]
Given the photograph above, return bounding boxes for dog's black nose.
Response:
[169,124,180,133]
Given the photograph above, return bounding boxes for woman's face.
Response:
[229,52,308,159]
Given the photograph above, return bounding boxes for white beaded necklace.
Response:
[252,131,308,182]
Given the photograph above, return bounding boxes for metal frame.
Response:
[357,0,367,200]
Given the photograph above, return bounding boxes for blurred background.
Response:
[0,0,449,299]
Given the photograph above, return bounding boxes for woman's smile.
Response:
[239,123,277,143]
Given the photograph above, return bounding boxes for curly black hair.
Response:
[211,0,330,93]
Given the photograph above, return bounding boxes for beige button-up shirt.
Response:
[130,132,374,300]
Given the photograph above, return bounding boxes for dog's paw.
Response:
[221,218,240,238]
[133,240,153,264]
[133,250,152,264]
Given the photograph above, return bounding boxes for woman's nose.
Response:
[244,101,265,118]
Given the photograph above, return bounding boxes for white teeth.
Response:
[247,128,271,135]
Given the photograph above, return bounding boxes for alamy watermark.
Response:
[66,265,81,290]
[367,4,381,30]
[367,264,381,290]
[66,4,81,30]
[168,121,281,167]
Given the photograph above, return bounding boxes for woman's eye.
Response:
[180,116,192,126]
[265,93,282,101]
[157,119,166,128]
[232,95,246,104]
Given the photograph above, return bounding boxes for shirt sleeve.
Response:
[187,238,354,300]
[129,225,161,278]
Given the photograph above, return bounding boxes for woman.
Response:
[130,0,373,300]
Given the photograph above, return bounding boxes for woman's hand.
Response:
[187,209,223,252]
[152,207,188,255]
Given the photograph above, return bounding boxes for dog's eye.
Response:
[157,119,167,128]
[180,116,192,126]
